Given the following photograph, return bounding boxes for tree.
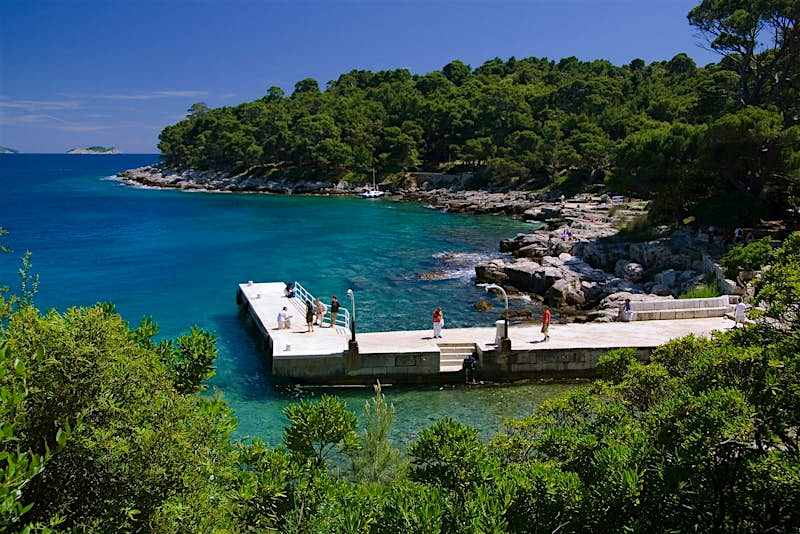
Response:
[282,395,358,467]
[755,230,800,332]
[688,0,800,107]
[294,77,320,94]
[699,106,800,216]
[408,418,496,497]
[2,305,237,531]
[348,382,406,484]
[186,102,209,117]
[442,60,471,86]
[265,85,285,100]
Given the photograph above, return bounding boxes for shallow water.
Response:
[0,154,577,444]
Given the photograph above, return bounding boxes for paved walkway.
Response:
[239,282,733,357]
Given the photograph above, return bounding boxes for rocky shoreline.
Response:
[119,165,736,322]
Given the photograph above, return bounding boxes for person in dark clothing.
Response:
[462,353,478,384]
[305,300,314,332]
[328,295,340,328]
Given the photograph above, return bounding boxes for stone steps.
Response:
[632,306,732,321]
[438,343,476,373]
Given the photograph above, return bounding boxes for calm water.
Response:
[0,154,576,444]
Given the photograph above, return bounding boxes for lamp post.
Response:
[485,284,511,352]
[346,288,356,343]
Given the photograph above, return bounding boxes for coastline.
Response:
[119,165,735,321]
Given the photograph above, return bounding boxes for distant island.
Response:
[66,146,120,154]
[0,146,19,154]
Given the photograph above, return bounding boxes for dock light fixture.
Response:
[346,288,356,342]
[485,283,510,351]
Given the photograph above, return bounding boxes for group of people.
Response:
[278,284,340,333]
[303,296,340,332]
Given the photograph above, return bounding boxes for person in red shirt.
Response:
[540,306,551,342]
[432,307,444,338]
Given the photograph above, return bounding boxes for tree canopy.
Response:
[158,1,800,225]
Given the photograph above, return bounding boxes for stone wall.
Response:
[479,346,653,380]
[270,345,655,384]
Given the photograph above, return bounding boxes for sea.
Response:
[0,154,577,444]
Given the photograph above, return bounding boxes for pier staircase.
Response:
[438,342,477,373]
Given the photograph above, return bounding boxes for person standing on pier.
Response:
[432,307,444,338]
[314,297,327,326]
[541,306,551,342]
[462,353,478,384]
[328,295,340,328]
[305,300,314,332]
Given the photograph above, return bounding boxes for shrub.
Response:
[720,237,773,279]
[596,348,638,384]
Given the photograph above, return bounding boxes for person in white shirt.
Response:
[734,301,747,328]
[277,307,292,329]
[314,298,328,326]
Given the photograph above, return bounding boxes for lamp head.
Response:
[346,288,353,297]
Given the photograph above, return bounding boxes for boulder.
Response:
[475,259,508,285]
[473,299,493,311]
[545,278,586,307]
[628,243,674,269]
[650,284,673,296]
[654,269,678,289]
[614,259,645,282]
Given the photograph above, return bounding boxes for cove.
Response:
[0,154,578,444]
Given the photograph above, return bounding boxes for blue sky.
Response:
[0,0,718,153]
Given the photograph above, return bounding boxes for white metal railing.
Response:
[292,281,351,331]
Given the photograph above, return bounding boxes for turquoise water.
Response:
[0,154,576,444]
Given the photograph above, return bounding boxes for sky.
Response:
[0,0,719,153]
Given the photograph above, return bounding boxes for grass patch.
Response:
[679,284,721,299]
[614,213,654,242]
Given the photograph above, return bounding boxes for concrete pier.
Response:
[237,282,732,385]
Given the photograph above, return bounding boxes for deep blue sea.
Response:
[0,154,575,443]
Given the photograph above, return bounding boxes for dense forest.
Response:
[159,1,800,225]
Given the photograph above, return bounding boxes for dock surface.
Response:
[237,282,732,384]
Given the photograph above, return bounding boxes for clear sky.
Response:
[0,0,718,153]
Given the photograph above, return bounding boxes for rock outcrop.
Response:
[119,166,355,194]
[474,199,728,321]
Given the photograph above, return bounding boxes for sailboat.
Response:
[358,168,385,198]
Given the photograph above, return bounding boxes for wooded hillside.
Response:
[158,1,799,224]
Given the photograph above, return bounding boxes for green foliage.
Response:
[1,304,238,531]
[688,0,800,108]
[0,340,68,533]
[408,418,497,497]
[282,395,359,467]
[0,229,39,321]
[596,347,638,384]
[721,236,773,279]
[679,283,721,298]
[650,333,714,377]
[348,382,407,484]
[157,325,218,393]
[755,231,800,332]
[156,33,800,220]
